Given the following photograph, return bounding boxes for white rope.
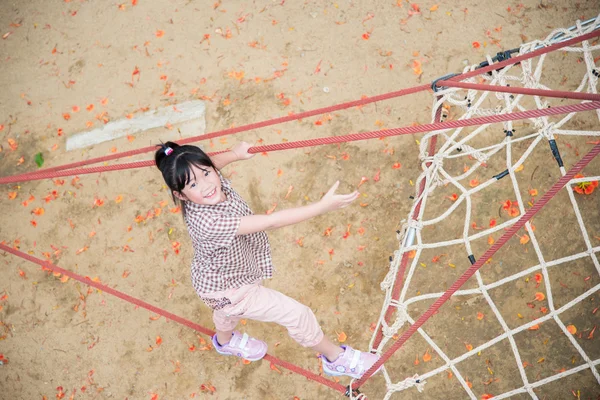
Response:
[370,16,600,399]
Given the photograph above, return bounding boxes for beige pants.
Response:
[200,281,324,348]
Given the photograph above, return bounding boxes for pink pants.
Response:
[200,281,324,348]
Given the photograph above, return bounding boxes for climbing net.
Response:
[367,16,600,399]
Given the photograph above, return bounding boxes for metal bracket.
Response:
[344,385,361,398]
[475,48,520,74]
[431,72,460,92]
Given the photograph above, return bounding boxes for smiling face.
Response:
[176,164,226,205]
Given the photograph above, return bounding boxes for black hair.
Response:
[154,141,218,218]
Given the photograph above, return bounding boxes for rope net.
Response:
[368,16,600,399]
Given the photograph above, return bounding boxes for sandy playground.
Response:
[1,0,599,399]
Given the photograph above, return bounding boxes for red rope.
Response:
[7,85,430,182]
[6,27,598,185]
[437,80,600,101]
[0,243,347,395]
[2,101,598,185]
[353,142,600,389]
[445,29,600,82]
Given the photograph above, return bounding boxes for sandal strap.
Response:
[239,332,250,349]
[349,348,361,369]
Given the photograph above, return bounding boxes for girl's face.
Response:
[176,165,226,205]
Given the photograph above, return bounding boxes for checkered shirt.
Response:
[184,174,274,309]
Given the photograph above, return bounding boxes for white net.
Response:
[368,16,600,400]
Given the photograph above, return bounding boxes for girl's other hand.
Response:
[319,181,359,213]
[232,142,255,160]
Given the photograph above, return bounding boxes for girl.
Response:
[154,141,381,379]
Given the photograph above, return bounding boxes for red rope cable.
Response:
[446,29,600,82]
[7,26,599,184]
[6,85,431,182]
[2,101,598,185]
[0,243,347,395]
[353,142,600,389]
[437,80,600,101]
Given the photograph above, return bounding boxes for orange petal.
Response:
[270,363,282,373]
[566,325,577,335]
[422,349,432,362]
[7,138,18,150]
[520,234,530,245]
[535,292,545,301]
[155,30,165,38]
[337,331,347,343]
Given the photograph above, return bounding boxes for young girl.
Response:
[154,141,381,379]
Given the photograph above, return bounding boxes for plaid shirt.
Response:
[184,174,274,309]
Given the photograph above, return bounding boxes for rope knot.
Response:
[459,144,489,163]
[432,153,445,167]
[408,220,423,231]
[539,122,556,139]
[381,302,409,337]
[388,374,427,392]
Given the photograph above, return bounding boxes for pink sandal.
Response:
[212,331,268,361]
[321,345,382,379]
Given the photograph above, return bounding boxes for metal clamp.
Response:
[344,385,361,398]
[431,72,460,92]
[475,48,520,74]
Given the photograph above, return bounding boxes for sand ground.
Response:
[1,1,599,399]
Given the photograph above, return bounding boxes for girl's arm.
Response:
[237,181,359,235]
[211,142,254,169]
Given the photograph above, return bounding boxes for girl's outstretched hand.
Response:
[319,181,360,213]
[232,142,255,160]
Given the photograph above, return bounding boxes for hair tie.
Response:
[165,147,174,156]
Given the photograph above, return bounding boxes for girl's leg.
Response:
[240,285,344,361]
[213,309,239,345]
[216,329,235,346]
[311,335,344,362]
